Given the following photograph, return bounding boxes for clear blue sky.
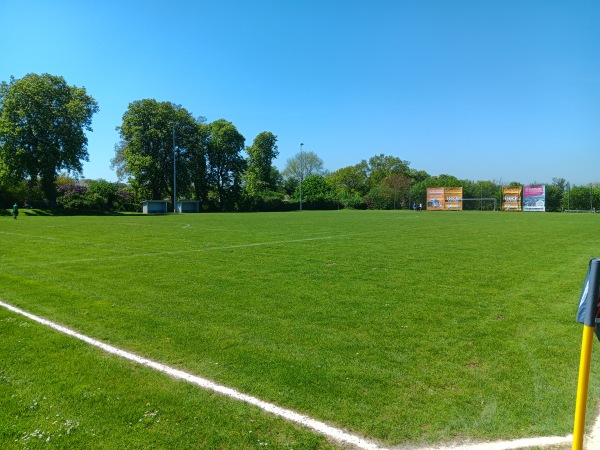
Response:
[1,0,598,186]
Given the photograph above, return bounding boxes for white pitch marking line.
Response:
[0,300,384,450]
[2,236,335,268]
[0,231,59,240]
[0,299,583,450]
[416,434,572,449]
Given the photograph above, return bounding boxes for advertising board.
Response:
[427,187,462,211]
[523,185,546,212]
[502,186,522,211]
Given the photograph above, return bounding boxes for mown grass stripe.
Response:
[1,235,336,268]
[2,211,599,446]
[0,299,583,450]
[0,299,385,450]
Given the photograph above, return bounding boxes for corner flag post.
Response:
[574,325,595,449]
[573,258,600,450]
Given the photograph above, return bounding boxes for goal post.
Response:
[461,198,498,211]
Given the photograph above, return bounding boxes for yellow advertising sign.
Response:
[427,187,462,211]
[426,188,445,210]
[444,187,463,211]
[502,186,522,211]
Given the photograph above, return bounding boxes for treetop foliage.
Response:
[2,73,598,213]
[0,73,98,206]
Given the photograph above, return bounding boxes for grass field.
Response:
[1,210,600,449]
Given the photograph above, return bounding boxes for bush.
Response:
[57,184,88,210]
[55,181,140,212]
[364,186,393,210]
[0,180,48,209]
[338,193,367,210]
[86,180,119,209]
[238,191,297,212]
[114,188,139,212]
[293,175,338,210]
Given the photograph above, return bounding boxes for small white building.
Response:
[176,201,201,213]
[142,200,168,214]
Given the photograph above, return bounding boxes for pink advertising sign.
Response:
[523,185,546,212]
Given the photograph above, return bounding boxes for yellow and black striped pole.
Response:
[573,259,600,450]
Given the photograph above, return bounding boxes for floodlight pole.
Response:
[173,125,177,213]
[299,143,304,211]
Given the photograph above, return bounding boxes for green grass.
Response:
[1,210,600,448]
[0,308,337,449]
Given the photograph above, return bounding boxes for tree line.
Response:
[1,73,598,213]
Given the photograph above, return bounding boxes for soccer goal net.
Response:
[461,198,498,211]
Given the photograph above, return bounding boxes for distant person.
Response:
[12,202,18,220]
[418,203,422,212]
[413,202,417,211]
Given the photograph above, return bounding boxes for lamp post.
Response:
[299,143,304,211]
[173,125,177,213]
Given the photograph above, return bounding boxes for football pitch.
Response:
[1,210,599,449]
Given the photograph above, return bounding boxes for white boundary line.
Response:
[416,435,572,449]
[1,235,335,268]
[0,300,587,450]
[0,300,384,450]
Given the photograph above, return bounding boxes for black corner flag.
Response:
[574,258,600,450]
[576,258,600,340]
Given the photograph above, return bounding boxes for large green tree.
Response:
[244,131,279,196]
[461,180,501,211]
[543,179,568,212]
[113,100,204,202]
[411,174,462,206]
[189,121,211,204]
[206,119,246,210]
[563,184,599,211]
[0,73,99,206]
[282,150,325,182]
[326,162,369,196]
[326,162,369,209]
[364,154,411,190]
[295,174,336,209]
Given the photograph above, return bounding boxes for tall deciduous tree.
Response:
[563,184,599,211]
[0,73,99,206]
[408,168,430,184]
[383,173,412,209]
[326,162,369,209]
[326,162,369,197]
[543,178,567,212]
[282,150,325,182]
[295,174,336,209]
[190,121,210,204]
[113,100,203,202]
[364,154,411,189]
[206,119,246,210]
[411,174,462,206]
[245,131,278,196]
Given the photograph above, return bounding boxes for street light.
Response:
[299,143,303,211]
[173,124,177,213]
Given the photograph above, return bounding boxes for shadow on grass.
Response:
[3,209,144,217]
